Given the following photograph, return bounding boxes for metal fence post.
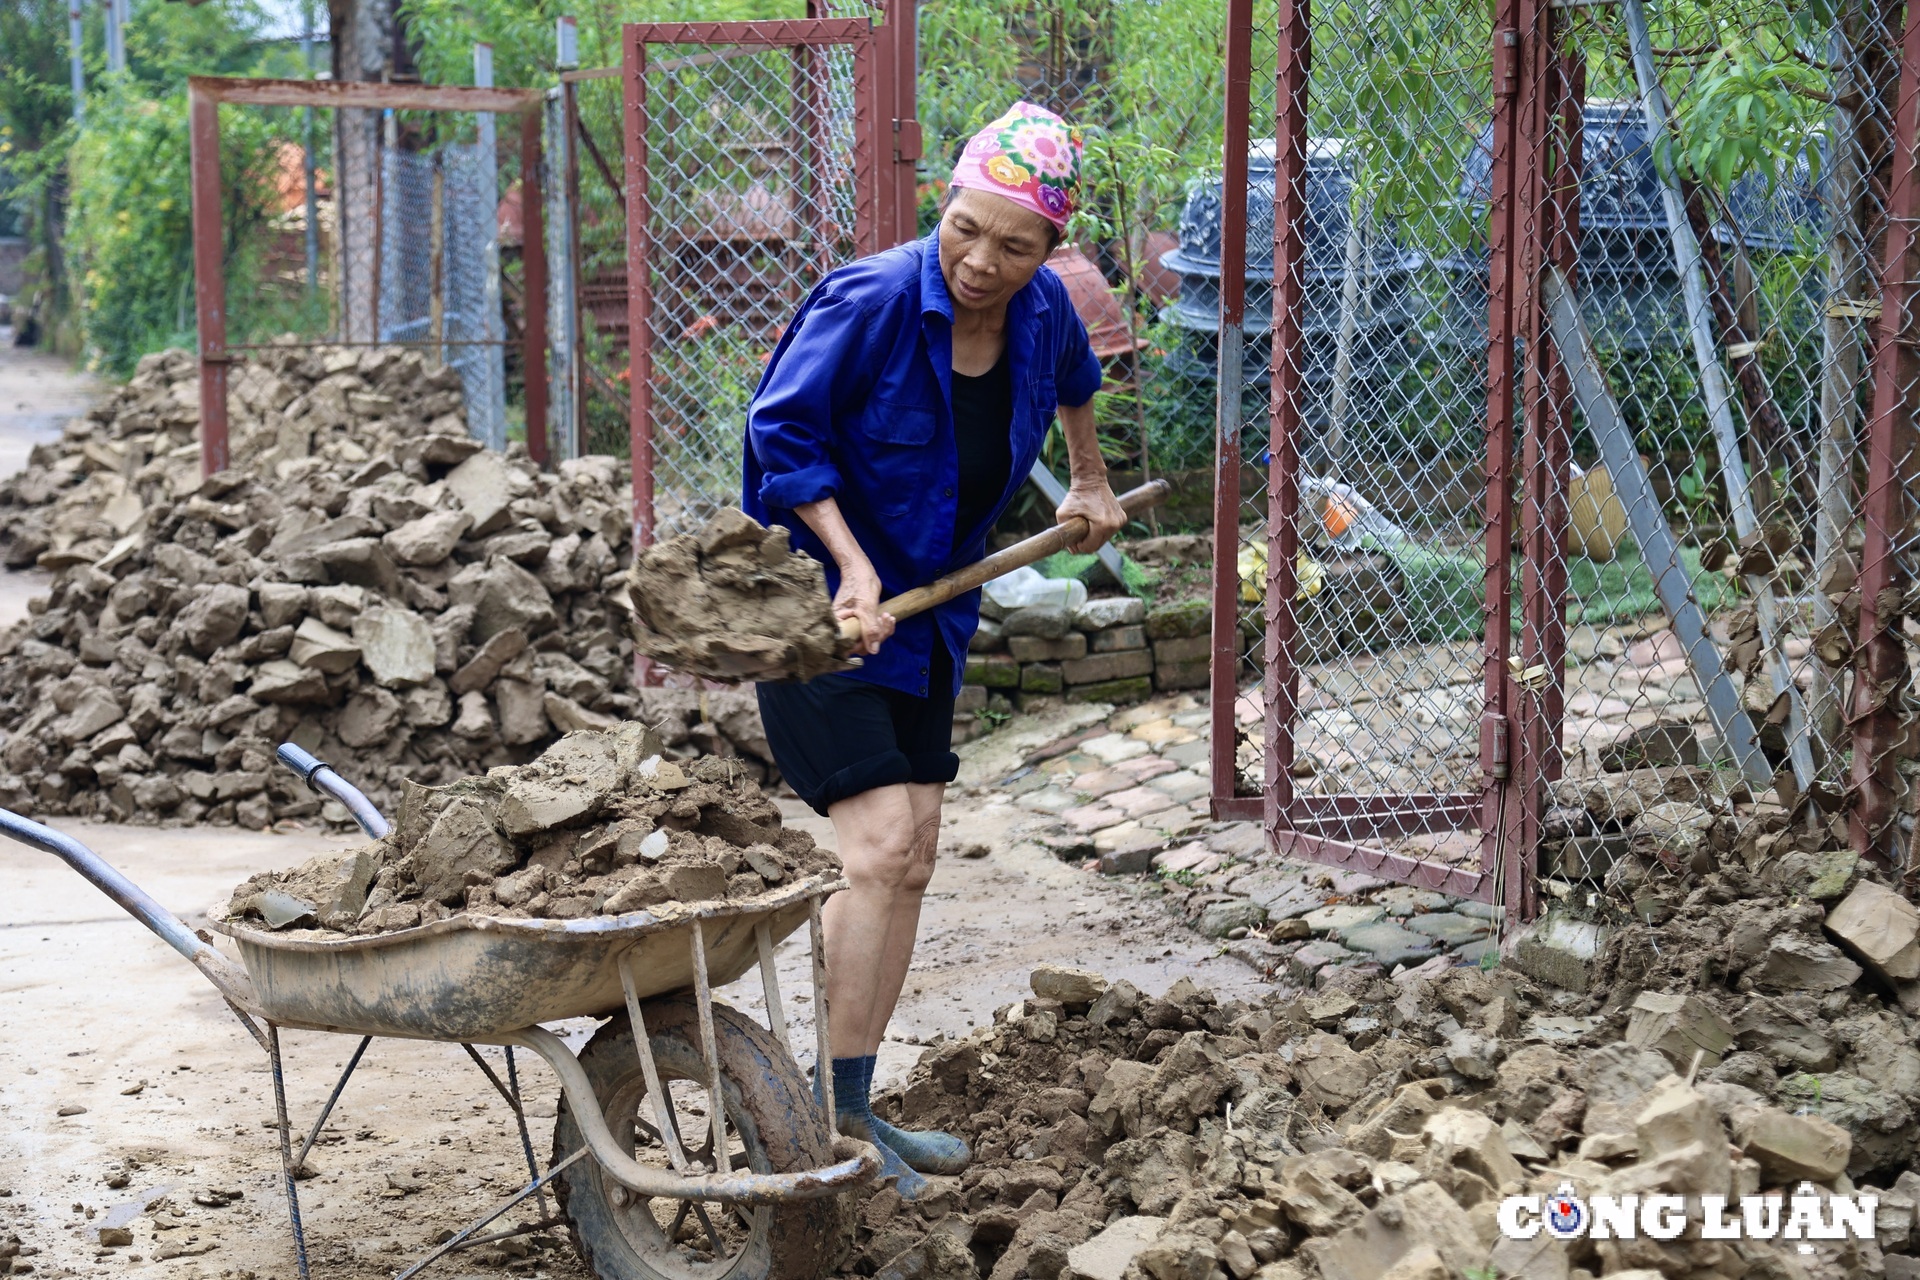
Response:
[544,87,577,463]
[1851,0,1920,870]
[1209,0,1255,821]
[1507,2,1559,926]
[887,0,921,246]
[474,43,509,452]
[1480,5,1523,888]
[623,27,656,568]
[521,107,551,469]
[188,84,230,477]
[1262,0,1311,844]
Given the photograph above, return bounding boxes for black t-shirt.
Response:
[950,347,1014,547]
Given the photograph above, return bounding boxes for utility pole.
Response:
[68,3,85,121]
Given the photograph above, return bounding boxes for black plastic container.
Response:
[1435,101,1822,349]
[1158,139,1424,338]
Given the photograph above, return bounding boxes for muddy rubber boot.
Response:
[859,1056,972,1175]
[822,1056,927,1199]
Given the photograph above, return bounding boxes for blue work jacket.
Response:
[743,228,1104,698]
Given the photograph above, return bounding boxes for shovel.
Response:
[626,480,1171,683]
[836,479,1171,647]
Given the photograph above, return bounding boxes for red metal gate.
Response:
[620,18,896,562]
[1209,0,1569,919]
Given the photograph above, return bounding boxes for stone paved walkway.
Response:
[953,690,1508,990]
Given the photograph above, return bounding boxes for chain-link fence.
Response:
[1207,0,1920,908]
[188,77,547,473]
[378,140,509,448]
[620,20,883,546]
[1207,0,1502,898]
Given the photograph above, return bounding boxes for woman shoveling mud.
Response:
[743,102,1125,1197]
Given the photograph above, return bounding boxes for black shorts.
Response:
[756,644,960,815]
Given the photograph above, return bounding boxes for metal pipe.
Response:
[1811,0,1870,760]
[267,1026,313,1280]
[1622,0,1813,791]
[753,920,790,1054]
[521,104,550,468]
[0,807,257,1005]
[1264,0,1311,837]
[1210,0,1256,821]
[303,0,319,291]
[475,43,509,451]
[619,952,691,1170]
[189,85,230,476]
[1545,268,1772,786]
[68,3,84,121]
[690,920,729,1175]
[495,1024,877,1203]
[104,0,124,74]
[274,743,392,838]
[1850,0,1920,864]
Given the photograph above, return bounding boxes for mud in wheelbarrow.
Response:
[0,743,876,1280]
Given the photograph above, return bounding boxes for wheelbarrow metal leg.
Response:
[808,894,833,1135]
[617,952,691,1170]
[754,919,790,1055]
[504,1047,552,1222]
[459,1043,553,1222]
[689,919,729,1175]
[266,1023,312,1280]
[294,1034,370,1175]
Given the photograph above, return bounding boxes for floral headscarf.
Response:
[948,101,1085,232]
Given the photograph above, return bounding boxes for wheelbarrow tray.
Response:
[205,874,840,1041]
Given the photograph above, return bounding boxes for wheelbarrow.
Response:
[0,742,876,1280]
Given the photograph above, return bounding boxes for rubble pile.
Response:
[859,898,1920,1280]
[221,724,837,934]
[0,345,693,826]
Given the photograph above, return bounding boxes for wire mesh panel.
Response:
[1839,0,1917,875]
[378,140,510,448]
[187,78,547,476]
[1224,0,1509,902]
[622,21,878,548]
[1519,0,1904,885]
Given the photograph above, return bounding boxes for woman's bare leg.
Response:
[820,782,928,1058]
[860,782,945,1054]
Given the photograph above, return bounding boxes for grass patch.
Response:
[1566,538,1740,626]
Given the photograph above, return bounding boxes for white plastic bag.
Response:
[981,564,1089,614]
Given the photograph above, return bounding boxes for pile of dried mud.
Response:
[626,508,851,683]
[855,856,1920,1280]
[223,724,839,933]
[0,345,780,827]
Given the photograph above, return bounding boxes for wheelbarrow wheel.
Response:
[554,996,849,1280]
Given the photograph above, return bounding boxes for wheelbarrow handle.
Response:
[0,808,256,1007]
[275,744,392,839]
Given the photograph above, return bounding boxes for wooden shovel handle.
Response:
[836,480,1171,643]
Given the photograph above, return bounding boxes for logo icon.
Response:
[1544,1184,1587,1240]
